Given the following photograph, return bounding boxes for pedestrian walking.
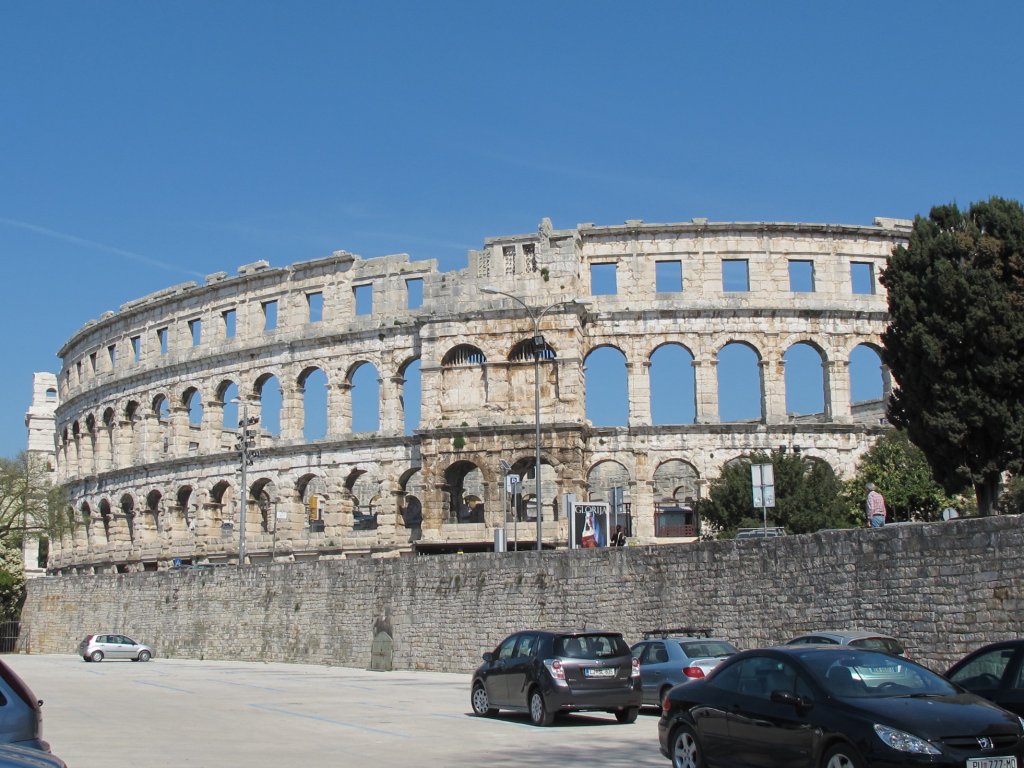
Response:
[865,482,887,527]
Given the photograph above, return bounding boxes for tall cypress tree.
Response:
[881,197,1024,514]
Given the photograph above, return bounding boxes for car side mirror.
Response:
[483,652,494,663]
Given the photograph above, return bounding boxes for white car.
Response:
[79,634,153,662]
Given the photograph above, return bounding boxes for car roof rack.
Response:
[642,627,715,639]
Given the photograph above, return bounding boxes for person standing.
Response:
[865,483,887,527]
[612,524,626,546]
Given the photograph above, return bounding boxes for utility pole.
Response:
[234,401,260,566]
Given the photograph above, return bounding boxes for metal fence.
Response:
[0,622,22,654]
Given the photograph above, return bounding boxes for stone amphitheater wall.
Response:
[20,515,1023,674]
[43,218,909,573]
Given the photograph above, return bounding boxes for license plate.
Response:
[967,757,1018,768]
[584,667,616,678]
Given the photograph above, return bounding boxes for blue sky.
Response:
[2,1,1023,458]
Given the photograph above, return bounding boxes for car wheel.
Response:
[670,724,704,768]
[471,684,497,716]
[529,689,554,726]
[138,650,152,662]
[89,650,104,663]
[821,744,864,768]
[615,706,639,724]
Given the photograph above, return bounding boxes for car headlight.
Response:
[1018,716,1024,734]
[873,724,941,755]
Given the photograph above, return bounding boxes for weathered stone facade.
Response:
[20,516,1024,673]
[45,217,908,573]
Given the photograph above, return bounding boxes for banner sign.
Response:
[570,502,610,549]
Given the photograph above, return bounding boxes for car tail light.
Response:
[662,695,672,715]
[631,657,641,678]
[543,659,568,686]
[683,666,705,679]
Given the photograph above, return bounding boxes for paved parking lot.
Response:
[4,654,667,768]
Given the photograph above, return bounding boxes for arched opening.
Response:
[717,342,763,422]
[399,468,424,541]
[99,499,112,542]
[400,358,422,436]
[350,362,381,434]
[297,474,328,531]
[120,494,135,542]
[345,469,380,531]
[444,461,485,524]
[219,381,239,429]
[439,345,487,416]
[652,459,701,537]
[183,387,204,426]
[255,374,282,437]
[177,486,195,532]
[850,344,885,404]
[650,343,696,425]
[584,460,632,545]
[144,490,161,540]
[300,367,328,441]
[249,479,276,534]
[585,346,628,427]
[784,342,827,417]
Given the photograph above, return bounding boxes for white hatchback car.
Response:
[79,634,153,662]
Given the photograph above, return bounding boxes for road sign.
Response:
[505,474,520,493]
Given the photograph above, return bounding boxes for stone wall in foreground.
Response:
[19,515,1023,673]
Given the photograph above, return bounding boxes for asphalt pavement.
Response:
[4,654,667,768]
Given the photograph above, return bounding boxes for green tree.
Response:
[849,430,953,523]
[697,449,857,537]
[0,453,71,553]
[881,197,1024,515]
[0,543,25,623]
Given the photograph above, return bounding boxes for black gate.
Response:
[0,622,22,653]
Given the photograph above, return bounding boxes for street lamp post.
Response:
[481,287,589,551]
[232,398,260,566]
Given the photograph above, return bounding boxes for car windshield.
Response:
[798,649,957,698]
[678,640,737,658]
[555,634,629,659]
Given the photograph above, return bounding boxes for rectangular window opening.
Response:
[107,344,116,368]
[89,352,97,373]
[788,260,815,292]
[307,292,324,323]
[263,300,278,331]
[722,259,750,292]
[656,260,683,293]
[851,262,875,295]
[189,318,202,346]
[131,336,141,364]
[157,327,168,356]
[590,263,618,296]
[223,308,236,339]
[406,278,423,310]
[354,284,373,316]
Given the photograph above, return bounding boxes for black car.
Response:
[658,645,1024,768]
[947,640,1024,717]
[0,659,50,753]
[470,630,642,726]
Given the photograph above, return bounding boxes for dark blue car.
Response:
[659,646,1024,768]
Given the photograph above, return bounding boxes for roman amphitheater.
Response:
[32,216,910,574]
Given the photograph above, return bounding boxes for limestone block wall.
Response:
[19,515,1024,674]
[44,217,909,574]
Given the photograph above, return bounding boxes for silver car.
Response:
[79,634,153,663]
[783,630,905,656]
[631,635,739,706]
